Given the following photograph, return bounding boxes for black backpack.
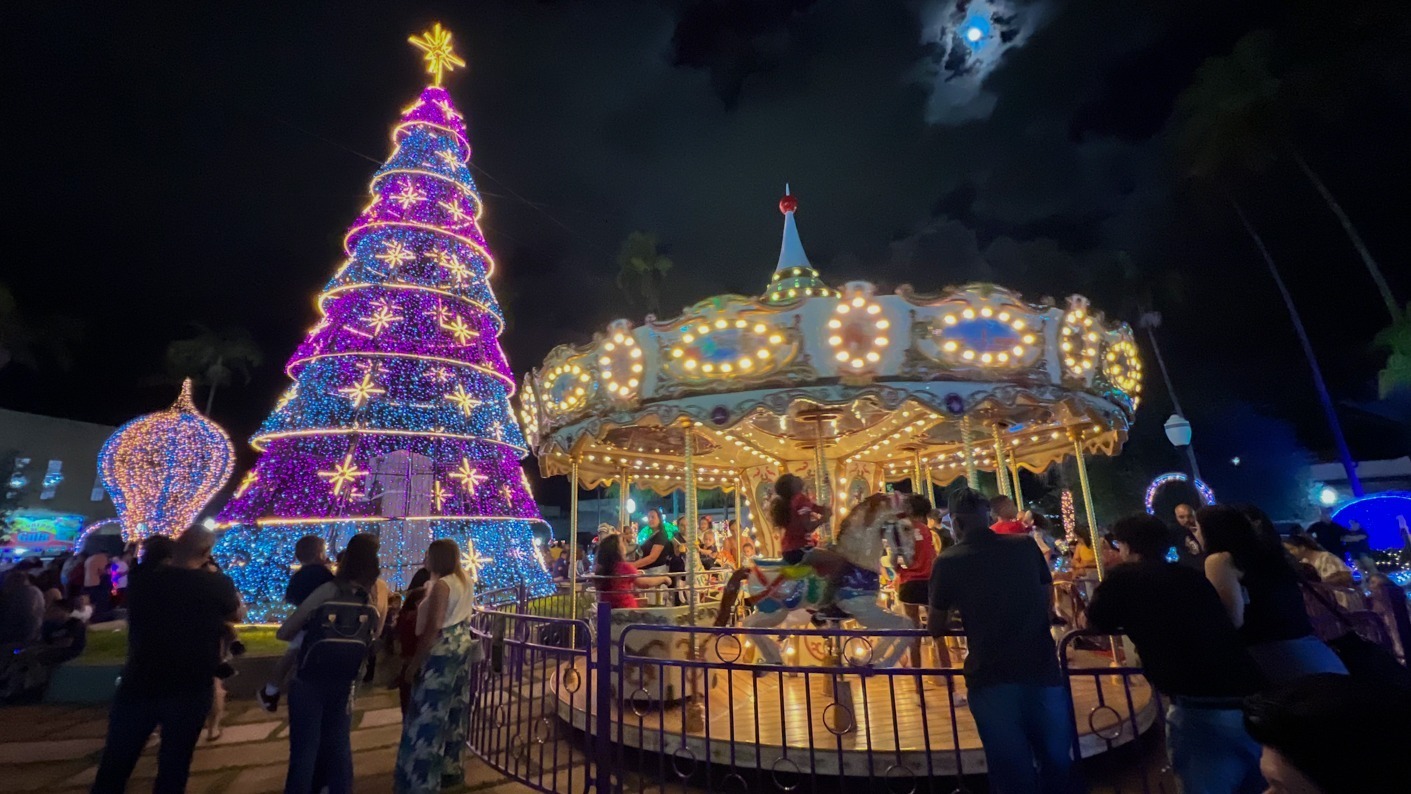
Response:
[296,582,379,683]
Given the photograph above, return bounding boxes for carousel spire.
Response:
[764,185,836,304]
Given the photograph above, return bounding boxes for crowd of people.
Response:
[7,476,1407,793]
[71,526,482,794]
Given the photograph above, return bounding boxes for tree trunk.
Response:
[1229,197,1364,497]
[1289,147,1402,323]
[205,355,223,416]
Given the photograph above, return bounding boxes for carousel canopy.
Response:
[518,190,1141,503]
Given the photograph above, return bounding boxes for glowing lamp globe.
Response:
[100,379,235,541]
[1163,413,1192,447]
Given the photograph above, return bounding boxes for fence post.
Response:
[593,601,614,793]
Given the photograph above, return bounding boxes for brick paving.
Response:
[0,686,534,794]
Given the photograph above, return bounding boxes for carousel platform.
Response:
[551,651,1158,777]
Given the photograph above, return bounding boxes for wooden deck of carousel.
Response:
[551,650,1158,777]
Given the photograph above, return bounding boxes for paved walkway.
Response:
[0,686,532,793]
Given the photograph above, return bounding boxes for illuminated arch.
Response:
[1144,472,1215,515]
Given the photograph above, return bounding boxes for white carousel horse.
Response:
[732,492,917,667]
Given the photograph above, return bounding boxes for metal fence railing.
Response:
[467,584,1171,793]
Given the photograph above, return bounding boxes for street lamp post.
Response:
[1141,312,1203,483]
[1163,413,1202,483]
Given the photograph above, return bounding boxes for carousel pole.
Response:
[811,414,831,544]
[681,419,705,732]
[569,456,580,641]
[1009,459,1024,508]
[911,448,925,496]
[961,415,979,490]
[618,465,630,532]
[681,420,701,617]
[733,474,744,563]
[1069,429,1106,581]
[924,462,935,506]
[991,424,1012,498]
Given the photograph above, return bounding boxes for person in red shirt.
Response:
[989,495,1028,535]
[594,535,671,609]
[771,474,832,565]
[895,494,938,667]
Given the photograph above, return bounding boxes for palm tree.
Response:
[164,324,263,416]
[1180,32,1399,322]
[1375,307,1411,398]
[615,232,673,315]
[1174,35,1364,496]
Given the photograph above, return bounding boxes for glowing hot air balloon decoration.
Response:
[99,379,235,541]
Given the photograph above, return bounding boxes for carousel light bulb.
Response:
[838,304,851,314]
[867,304,880,315]
[671,349,684,358]
[829,335,843,346]
[980,307,993,317]
[757,349,770,359]
[877,320,890,330]
[851,297,865,308]
[851,359,864,368]
[754,324,767,334]
[836,352,850,362]
[944,315,958,325]
[769,334,783,344]
[829,319,842,329]
[963,351,976,360]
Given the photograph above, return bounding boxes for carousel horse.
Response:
[718,492,917,667]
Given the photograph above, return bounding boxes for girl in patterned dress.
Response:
[394,539,479,792]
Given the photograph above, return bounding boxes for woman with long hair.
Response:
[633,508,679,574]
[1195,505,1346,683]
[278,533,388,794]
[395,539,480,792]
[771,473,831,564]
[595,535,671,609]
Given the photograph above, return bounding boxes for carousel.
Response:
[516,189,1151,774]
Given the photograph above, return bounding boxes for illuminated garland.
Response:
[214,32,552,619]
[1060,489,1077,544]
[1143,472,1215,515]
[100,380,235,541]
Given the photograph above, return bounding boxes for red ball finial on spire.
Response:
[779,193,798,214]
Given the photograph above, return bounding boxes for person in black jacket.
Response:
[1088,514,1266,792]
[928,488,1079,794]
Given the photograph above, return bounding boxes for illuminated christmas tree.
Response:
[215,25,552,618]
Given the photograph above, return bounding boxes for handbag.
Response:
[1302,582,1411,690]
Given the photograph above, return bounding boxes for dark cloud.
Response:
[1,0,1406,488]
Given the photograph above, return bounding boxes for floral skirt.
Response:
[394,621,476,793]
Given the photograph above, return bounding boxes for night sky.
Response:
[4,1,1408,511]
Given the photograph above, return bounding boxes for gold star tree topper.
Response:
[409,23,466,86]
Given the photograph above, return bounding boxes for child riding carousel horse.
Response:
[724,475,916,668]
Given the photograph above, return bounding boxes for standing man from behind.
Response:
[988,495,1027,535]
[1087,514,1267,793]
[91,526,242,794]
[1305,507,1347,560]
[929,489,1079,794]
